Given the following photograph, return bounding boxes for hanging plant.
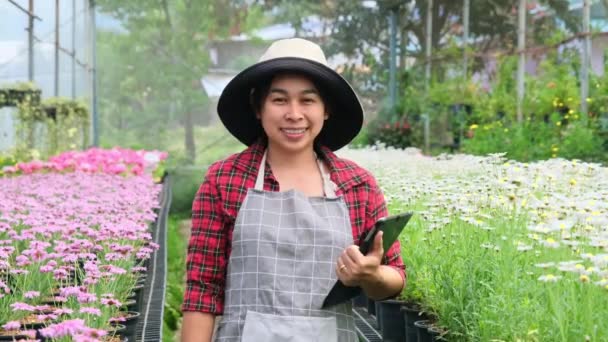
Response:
[0,82,41,107]
[12,97,90,160]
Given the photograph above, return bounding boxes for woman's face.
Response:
[258,74,327,154]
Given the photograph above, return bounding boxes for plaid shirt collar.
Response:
[232,140,368,193]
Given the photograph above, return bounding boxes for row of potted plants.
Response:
[337,145,608,340]
[353,294,444,342]
[0,147,168,341]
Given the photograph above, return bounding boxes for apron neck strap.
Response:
[254,150,337,197]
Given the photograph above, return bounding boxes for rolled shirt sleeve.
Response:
[182,163,228,314]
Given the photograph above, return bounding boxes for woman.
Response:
[181,38,406,342]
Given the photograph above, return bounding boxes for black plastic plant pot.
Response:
[111,311,140,342]
[414,320,436,342]
[427,325,446,341]
[123,299,138,313]
[352,292,367,307]
[366,297,376,316]
[377,300,407,342]
[0,331,32,341]
[136,258,150,270]
[374,301,383,331]
[107,324,126,339]
[401,305,425,342]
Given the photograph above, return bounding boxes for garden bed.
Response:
[338,146,608,341]
[0,147,168,341]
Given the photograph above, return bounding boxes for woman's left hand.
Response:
[335,231,384,287]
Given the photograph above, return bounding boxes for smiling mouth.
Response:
[281,128,307,134]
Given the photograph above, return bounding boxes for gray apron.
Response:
[215,150,357,342]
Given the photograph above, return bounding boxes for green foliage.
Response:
[462,118,606,162]
[9,96,90,162]
[169,166,205,216]
[0,82,41,107]
[367,117,415,149]
[96,0,267,163]
[393,197,608,340]
[163,215,189,341]
[459,50,608,163]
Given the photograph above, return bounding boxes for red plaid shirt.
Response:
[182,141,406,314]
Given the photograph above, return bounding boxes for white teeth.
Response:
[283,128,306,134]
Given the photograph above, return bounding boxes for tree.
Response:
[259,0,577,88]
[96,0,265,163]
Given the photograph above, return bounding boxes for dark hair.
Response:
[249,72,333,116]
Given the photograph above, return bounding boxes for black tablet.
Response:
[359,212,414,255]
[322,212,414,308]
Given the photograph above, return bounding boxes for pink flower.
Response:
[37,314,58,321]
[2,165,17,173]
[34,305,51,313]
[53,269,69,280]
[83,277,99,285]
[16,255,31,266]
[104,253,124,261]
[79,307,101,316]
[16,163,33,174]
[131,165,143,176]
[77,292,97,304]
[100,298,122,307]
[77,327,107,339]
[40,265,54,273]
[59,286,82,297]
[39,319,86,338]
[11,302,36,311]
[132,266,147,273]
[109,316,126,323]
[51,296,67,303]
[107,163,127,175]
[24,291,40,299]
[2,321,20,330]
[53,308,74,315]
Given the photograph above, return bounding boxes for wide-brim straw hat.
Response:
[217,38,364,151]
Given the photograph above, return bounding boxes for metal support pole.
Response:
[28,0,34,82]
[517,0,526,123]
[90,0,99,146]
[422,114,430,155]
[581,0,590,118]
[425,0,433,91]
[72,0,76,99]
[55,0,60,97]
[463,0,470,79]
[389,8,397,109]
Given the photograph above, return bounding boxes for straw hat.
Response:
[217,38,364,151]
